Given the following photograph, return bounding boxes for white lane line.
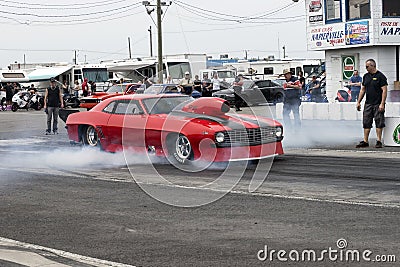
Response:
[134,181,400,209]
[0,237,135,267]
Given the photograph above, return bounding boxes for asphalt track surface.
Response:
[0,109,399,266]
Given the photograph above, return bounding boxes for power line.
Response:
[173,0,298,23]
[0,2,141,18]
[0,5,143,25]
[0,0,131,7]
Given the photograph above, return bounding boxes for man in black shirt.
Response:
[44,78,64,135]
[356,59,388,148]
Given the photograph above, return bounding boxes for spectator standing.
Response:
[44,78,64,135]
[5,82,13,105]
[61,80,69,95]
[349,70,362,102]
[298,71,306,95]
[89,80,97,93]
[232,74,244,111]
[309,75,321,102]
[356,59,388,148]
[73,80,80,97]
[178,71,193,95]
[193,74,201,93]
[13,82,20,94]
[211,73,220,91]
[81,78,89,97]
[282,69,302,130]
[201,73,212,97]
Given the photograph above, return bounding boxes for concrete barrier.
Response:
[275,102,400,121]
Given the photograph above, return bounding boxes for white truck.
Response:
[199,68,236,84]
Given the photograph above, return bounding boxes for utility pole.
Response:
[148,26,153,57]
[282,45,286,58]
[143,1,172,83]
[74,50,77,65]
[128,37,132,59]
[156,0,163,83]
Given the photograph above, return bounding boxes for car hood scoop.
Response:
[181,97,230,117]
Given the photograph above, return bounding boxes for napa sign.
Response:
[378,19,400,43]
[309,24,345,49]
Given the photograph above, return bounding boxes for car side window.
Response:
[126,102,143,115]
[114,100,143,115]
[115,102,130,114]
[103,101,116,113]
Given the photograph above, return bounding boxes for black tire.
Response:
[34,102,42,110]
[0,98,5,111]
[81,125,100,148]
[167,133,194,165]
[11,103,18,112]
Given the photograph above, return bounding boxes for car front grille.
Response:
[216,127,281,147]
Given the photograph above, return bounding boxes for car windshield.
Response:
[106,84,127,93]
[142,96,193,114]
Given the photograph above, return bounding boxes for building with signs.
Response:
[305,0,400,102]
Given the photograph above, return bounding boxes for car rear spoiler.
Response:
[59,109,80,123]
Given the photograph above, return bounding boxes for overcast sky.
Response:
[0,0,324,68]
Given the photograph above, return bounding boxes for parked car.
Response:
[136,84,180,95]
[213,79,284,106]
[64,94,284,166]
[79,83,144,110]
[136,83,202,98]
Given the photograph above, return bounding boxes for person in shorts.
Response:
[356,59,388,148]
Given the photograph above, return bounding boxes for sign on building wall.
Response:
[342,56,355,80]
[345,21,369,45]
[309,24,345,49]
[307,0,323,25]
[378,19,400,43]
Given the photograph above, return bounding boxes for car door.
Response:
[257,80,272,102]
[244,80,264,104]
[105,100,147,148]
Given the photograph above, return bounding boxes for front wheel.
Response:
[11,103,18,112]
[167,134,193,164]
[82,125,100,147]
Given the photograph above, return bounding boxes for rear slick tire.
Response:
[82,125,100,148]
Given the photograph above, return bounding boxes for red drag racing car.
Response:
[65,94,284,164]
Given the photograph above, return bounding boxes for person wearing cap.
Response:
[178,71,193,95]
[44,78,64,135]
[81,77,89,97]
[282,69,302,130]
